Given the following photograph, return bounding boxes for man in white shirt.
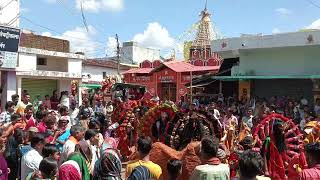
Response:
[20,134,46,180]
[190,137,230,180]
[223,108,238,130]
[242,108,254,129]
[60,125,85,164]
[0,101,15,127]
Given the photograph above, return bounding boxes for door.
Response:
[161,83,176,102]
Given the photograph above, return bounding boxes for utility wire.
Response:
[0,0,15,11]
[80,1,89,32]
[306,0,320,9]
[55,0,110,37]
[20,16,105,45]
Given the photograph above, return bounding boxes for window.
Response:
[37,57,47,65]
[103,72,107,78]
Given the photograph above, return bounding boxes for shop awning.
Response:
[187,81,213,88]
[187,74,320,87]
[207,75,320,81]
[79,83,102,89]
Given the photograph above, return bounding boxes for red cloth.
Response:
[207,157,221,165]
[288,153,308,180]
[37,121,47,133]
[24,117,37,130]
[299,165,320,180]
[269,142,286,180]
[59,163,81,180]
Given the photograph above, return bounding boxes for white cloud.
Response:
[45,0,57,3]
[272,28,281,34]
[275,8,292,16]
[41,26,100,57]
[106,37,118,57]
[133,22,175,50]
[75,0,123,12]
[41,32,53,37]
[101,0,123,11]
[306,19,320,29]
[60,26,99,56]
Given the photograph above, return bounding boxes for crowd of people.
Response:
[0,89,319,180]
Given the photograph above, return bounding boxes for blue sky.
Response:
[20,0,320,59]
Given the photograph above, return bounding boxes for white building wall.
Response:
[0,0,20,28]
[17,53,37,71]
[82,65,119,82]
[212,30,320,59]
[132,46,160,63]
[68,59,82,74]
[122,42,160,63]
[238,46,320,76]
[37,57,68,72]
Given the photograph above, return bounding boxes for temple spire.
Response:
[204,0,208,11]
[192,0,213,47]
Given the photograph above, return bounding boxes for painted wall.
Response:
[212,31,320,59]
[68,59,82,74]
[82,65,119,82]
[17,53,37,71]
[0,0,19,28]
[37,56,68,72]
[122,42,160,63]
[18,53,81,74]
[239,46,320,76]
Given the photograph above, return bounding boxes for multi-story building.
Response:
[121,41,160,64]
[10,31,84,106]
[82,57,137,85]
[193,30,320,103]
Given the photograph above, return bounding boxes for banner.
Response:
[0,26,20,68]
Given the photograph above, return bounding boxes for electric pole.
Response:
[115,34,121,78]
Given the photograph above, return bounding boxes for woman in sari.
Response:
[67,153,91,180]
[59,160,82,180]
[93,137,122,180]
[0,128,8,180]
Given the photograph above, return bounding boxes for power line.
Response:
[0,0,15,11]
[80,1,89,32]
[306,0,320,9]
[55,0,110,38]
[20,16,105,45]
[7,13,20,26]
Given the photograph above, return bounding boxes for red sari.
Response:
[268,142,286,180]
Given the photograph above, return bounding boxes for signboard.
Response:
[156,68,176,83]
[133,76,151,82]
[181,75,191,83]
[159,76,174,83]
[0,26,20,68]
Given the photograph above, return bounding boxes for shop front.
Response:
[16,70,82,103]
[123,60,219,102]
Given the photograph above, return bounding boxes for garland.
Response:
[111,100,139,158]
[139,102,178,136]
